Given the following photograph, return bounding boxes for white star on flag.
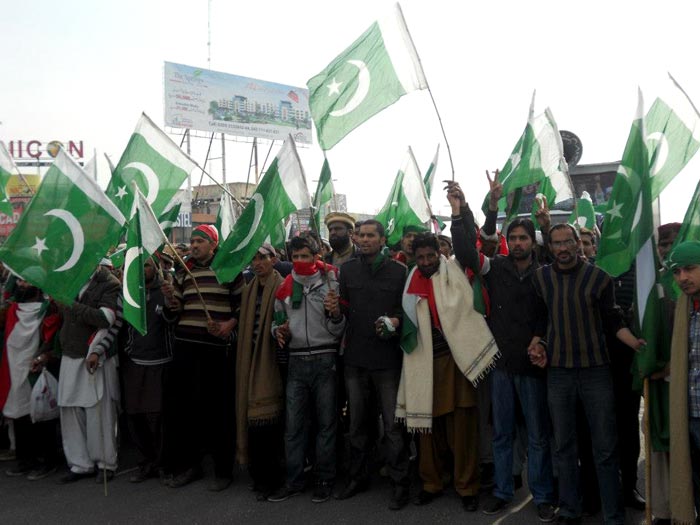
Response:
[31,237,48,257]
[326,78,342,96]
[115,186,128,199]
[606,200,624,220]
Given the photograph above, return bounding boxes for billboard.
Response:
[164,61,312,144]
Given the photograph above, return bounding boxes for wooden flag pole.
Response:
[644,377,652,525]
[132,182,213,322]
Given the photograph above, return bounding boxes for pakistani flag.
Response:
[307,3,427,150]
[647,74,700,200]
[158,201,182,239]
[676,178,700,245]
[265,220,289,250]
[568,191,596,230]
[215,191,238,242]
[212,135,311,283]
[0,149,125,304]
[106,113,196,219]
[109,247,125,269]
[484,92,572,219]
[312,159,334,230]
[375,147,432,246]
[0,142,17,216]
[123,186,168,335]
[423,144,439,198]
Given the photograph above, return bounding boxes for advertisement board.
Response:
[164,61,312,144]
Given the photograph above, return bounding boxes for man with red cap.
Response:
[162,224,244,491]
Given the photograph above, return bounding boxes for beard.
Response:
[418,264,439,278]
[329,234,350,251]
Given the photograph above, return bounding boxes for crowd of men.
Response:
[1,179,699,525]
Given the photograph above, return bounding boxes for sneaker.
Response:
[311,482,333,503]
[27,465,57,481]
[130,465,156,483]
[57,471,94,484]
[482,495,508,515]
[537,503,557,523]
[207,477,232,492]
[169,466,203,488]
[267,486,302,502]
[335,479,368,500]
[5,465,32,477]
[414,490,442,506]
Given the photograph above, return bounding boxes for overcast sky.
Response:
[2,0,699,224]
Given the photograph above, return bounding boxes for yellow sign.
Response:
[6,174,40,197]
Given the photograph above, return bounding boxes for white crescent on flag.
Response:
[123,162,160,204]
[44,209,84,272]
[329,60,371,117]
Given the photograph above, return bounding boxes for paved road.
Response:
[0,452,647,525]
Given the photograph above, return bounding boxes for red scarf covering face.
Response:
[406,269,441,330]
[275,260,339,302]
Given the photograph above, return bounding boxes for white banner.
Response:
[164,61,312,144]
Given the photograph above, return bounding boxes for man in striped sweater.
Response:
[162,224,243,492]
[528,223,644,525]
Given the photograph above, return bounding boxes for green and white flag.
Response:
[265,219,289,250]
[215,191,238,243]
[106,113,196,219]
[307,3,427,150]
[212,135,311,283]
[0,142,17,216]
[375,146,432,246]
[158,200,182,239]
[423,144,439,198]
[312,159,334,230]
[109,247,125,269]
[647,74,700,200]
[0,149,125,304]
[484,92,572,218]
[123,186,168,335]
[675,177,700,246]
[598,90,658,281]
[568,191,596,230]
[611,93,666,454]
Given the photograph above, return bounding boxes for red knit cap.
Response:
[191,224,219,246]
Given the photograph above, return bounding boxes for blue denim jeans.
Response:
[285,353,337,490]
[548,366,624,525]
[491,368,555,504]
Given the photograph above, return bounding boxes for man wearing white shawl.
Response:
[396,233,498,512]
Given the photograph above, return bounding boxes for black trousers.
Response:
[609,339,641,494]
[164,341,236,478]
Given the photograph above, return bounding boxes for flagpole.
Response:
[394,3,455,181]
[132,184,213,322]
[427,88,455,181]
[643,377,652,525]
[194,164,246,209]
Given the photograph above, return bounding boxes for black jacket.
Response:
[338,254,406,370]
[452,206,543,377]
